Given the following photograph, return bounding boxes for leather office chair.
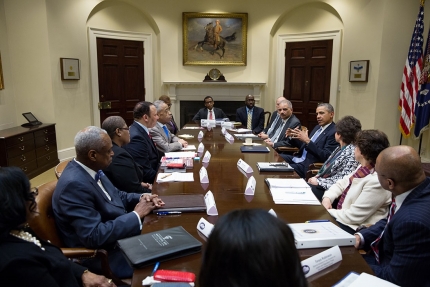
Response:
[55,159,71,179]
[305,163,324,181]
[264,111,271,127]
[29,180,127,286]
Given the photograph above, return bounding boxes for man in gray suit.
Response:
[150,100,188,153]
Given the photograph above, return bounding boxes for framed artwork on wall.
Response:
[183,12,248,66]
[349,60,369,82]
[60,58,80,80]
[0,52,4,89]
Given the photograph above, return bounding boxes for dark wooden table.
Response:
[131,125,373,287]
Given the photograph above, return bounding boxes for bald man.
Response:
[355,146,430,286]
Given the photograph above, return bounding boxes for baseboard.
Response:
[58,147,75,161]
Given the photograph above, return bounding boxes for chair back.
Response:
[55,160,71,179]
[264,111,272,127]
[29,180,65,247]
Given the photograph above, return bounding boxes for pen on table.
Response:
[156,211,182,215]
[305,219,330,223]
[284,191,305,194]
[151,262,160,276]
[161,174,172,179]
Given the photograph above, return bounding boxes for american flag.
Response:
[399,1,425,138]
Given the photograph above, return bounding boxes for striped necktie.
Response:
[371,197,396,263]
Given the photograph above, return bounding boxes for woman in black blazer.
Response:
[0,166,114,287]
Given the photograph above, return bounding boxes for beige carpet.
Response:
[30,167,57,187]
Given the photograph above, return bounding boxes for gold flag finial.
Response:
[421,0,425,7]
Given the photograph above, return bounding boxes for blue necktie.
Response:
[162,125,169,139]
[95,170,104,182]
[292,127,323,163]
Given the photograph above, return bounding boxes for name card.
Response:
[221,127,227,135]
[199,166,209,183]
[225,133,234,142]
[196,217,214,238]
[198,142,204,153]
[268,208,277,217]
[237,159,253,173]
[201,119,216,128]
[202,151,211,163]
[245,176,256,195]
[221,121,234,129]
[204,190,218,216]
[198,131,204,139]
[300,246,342,278]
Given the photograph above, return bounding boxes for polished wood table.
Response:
[132,125,373,287]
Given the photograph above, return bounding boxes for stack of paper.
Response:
[156,172,194,183]
[164,152,196,158]
[181,145,196,151]
[265,178,320,205]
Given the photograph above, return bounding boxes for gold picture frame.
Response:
[0,52,4,90]
[183,12,248,66]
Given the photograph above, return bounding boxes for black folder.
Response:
[117,226,202,268]
[153,194,206,213]
[240,146,270,153]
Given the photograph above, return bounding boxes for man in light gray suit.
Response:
[150,100,188,153]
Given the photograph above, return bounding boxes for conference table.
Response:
[131,125,373,287]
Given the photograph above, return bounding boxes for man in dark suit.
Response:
[258,96,287,138]
[159,95,179,134]
[264,100,301,149]
[53,126,164,278]
[281,103,338,178]
[124,101,161,183]
[235,95,265,134]
[192,96,227,121]
[355,146,430,287]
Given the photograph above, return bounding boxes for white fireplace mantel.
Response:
[163,81,266,120]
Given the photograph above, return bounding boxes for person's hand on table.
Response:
[264,139,274,147]
[140,193,164,207]
[82,270,116,287]
[308,177,318,186]
[354,234,361,249]
[141,182,152,190]
[321,197,332,210]
[258,133,269,139]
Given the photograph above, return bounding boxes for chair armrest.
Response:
[309,163,323,170]
[61,247,97,258]
[276,147,299,153]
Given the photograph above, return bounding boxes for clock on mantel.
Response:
[203,68,227,82]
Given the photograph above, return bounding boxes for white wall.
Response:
[0,0,429,160]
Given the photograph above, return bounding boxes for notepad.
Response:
[154,194,206,213]
[156,172,194,183]
[257,162,294,172]
[265,178,320,205]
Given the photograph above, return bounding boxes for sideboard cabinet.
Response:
[0,124,59,179]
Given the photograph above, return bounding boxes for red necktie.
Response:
[209,110,213,120]
[371,197,396,263]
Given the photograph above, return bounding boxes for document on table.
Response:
[164,152,197,158]
[333,272,400,287]
[234,133,259,138]
[156,172,194,183]
[235,128,252,133]
[182,126,203,129]
[181,145,196,151]
[265,178,320,205]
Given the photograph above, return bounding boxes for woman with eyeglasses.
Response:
[321,130,392,234]
[102,116,152,193]
[0,166,114,287]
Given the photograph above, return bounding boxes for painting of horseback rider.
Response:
[183,12,248,65]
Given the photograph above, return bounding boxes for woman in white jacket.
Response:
[322,130,392,234]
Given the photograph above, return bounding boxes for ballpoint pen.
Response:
[156,211,182,215]
[305,219,330,223]
[161,174,172,179]
[284,191,305,194]
[151,262,160,276]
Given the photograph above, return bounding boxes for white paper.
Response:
[300,246,342,278]
[245,176,256,195]
[196,217,214,238]
[182,126,203,130]
[198,131,204,138]
[181,145,196,151]
[199,166,209,183]
[234,133,259,138]
[266,178,310,188]
[236,128,252,133]
[204,190,218,216]
[269,187,320,205]
[164,151,196,158]
[221,127,227,135]
[198,142,204,153]
[237,159,253,173]
[221,122,233,128]
[347,273,400,287]
[156,172,194,183]
[202,151,211,163]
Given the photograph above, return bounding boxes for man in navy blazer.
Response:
[53,126,164,278]
[281,103,338,178]
[192,96,227,122]
[355,146,430,287]
[235,95,265,134]
[124,101,161,183]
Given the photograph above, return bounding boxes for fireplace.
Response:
[163,81,266,128]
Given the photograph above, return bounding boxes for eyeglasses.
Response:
[30,187,38,197]
[118,127,130,131]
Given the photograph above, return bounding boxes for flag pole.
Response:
[399,134,403,145]
[418,134,423,156]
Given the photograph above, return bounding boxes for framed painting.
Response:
[60,58,80,80]
[349,60,369,82]
[183,12,248,66]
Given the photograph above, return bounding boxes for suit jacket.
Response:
[166,115,179,134]
[270,114,301,148]
[323,168,391,230]
[282,122,338,178]
[103,142,150,194]
[149,123,183,153]
[53,160,142,250]
[360,177,430,287]
[263,110,279,134]
[235,106,265,134]
[124,121,160,183]
[0,231,86,287]
[192,107,227,121]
